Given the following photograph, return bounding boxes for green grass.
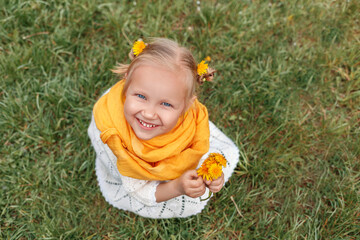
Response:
[1,0,359,239]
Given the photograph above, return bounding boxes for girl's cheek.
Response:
[165,111,182,124]
[125,98,138,110]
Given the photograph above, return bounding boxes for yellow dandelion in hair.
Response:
[132,40,146,56]
[197,60,208,75]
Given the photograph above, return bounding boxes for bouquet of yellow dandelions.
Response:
[197,153,227,201]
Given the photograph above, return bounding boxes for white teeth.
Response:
[139,119,156,128]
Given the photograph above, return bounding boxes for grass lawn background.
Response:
[1,0,359,239]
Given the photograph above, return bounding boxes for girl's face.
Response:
[124,65,188,140]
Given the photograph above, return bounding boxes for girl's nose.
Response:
[142,106,157,119]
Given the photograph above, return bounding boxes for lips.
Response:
[137,118,158,129]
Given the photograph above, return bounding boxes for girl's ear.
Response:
[185,95,197,111]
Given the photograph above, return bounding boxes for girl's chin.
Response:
[134,131,157,140]
[133,127,171,141]
[132,124,158,140]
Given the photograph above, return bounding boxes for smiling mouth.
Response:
[138,118,158,128]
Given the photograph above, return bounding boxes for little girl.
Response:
[88,38,239,218]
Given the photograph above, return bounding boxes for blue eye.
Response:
[162,102,172,107]
[137,94,146,100]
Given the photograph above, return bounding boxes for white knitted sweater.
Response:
[88,114,239,218]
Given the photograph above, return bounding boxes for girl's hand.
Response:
[204,173,224,193]
[155,170,206,202]
[177,170,206,198]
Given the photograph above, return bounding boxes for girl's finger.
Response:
[209,186,221,193]
[212,173,224,183]
[194,188,206,197]
[187,186,206,198]
[187,170,200,179]
[192,184,205,193]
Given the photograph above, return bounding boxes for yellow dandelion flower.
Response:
[132,40,146,56]
[205,56,211,61]
[197,60,208,75]
[197,161,211,180]
[208,164,223,180]
[287,15,294,22]
[211,153,227,167]
[197,152,227,201]
[205,158,216,167]
[197,165,209,179]
[197,153,227,181]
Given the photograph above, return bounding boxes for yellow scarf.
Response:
[93,80,210,181]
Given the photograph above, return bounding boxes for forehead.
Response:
[129,65,187,102]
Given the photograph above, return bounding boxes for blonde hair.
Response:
[112,38,198,105]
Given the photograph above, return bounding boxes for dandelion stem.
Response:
[200,191,213,201]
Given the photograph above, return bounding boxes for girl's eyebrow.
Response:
[130,87,146,94]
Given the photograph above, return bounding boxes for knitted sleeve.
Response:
[121,175,160,206]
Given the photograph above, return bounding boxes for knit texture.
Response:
[88,115,239,218]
